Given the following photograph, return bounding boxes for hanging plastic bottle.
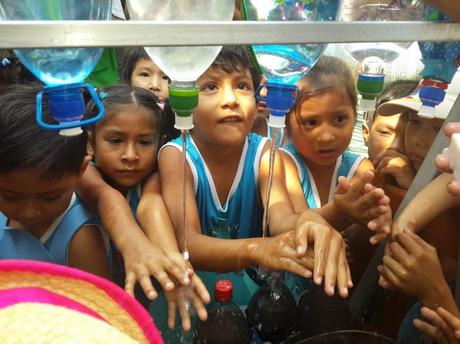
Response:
[340,0,427,112]
[417,6,460,117]
[127,0,234,130]
[194,280,251,344]
[243,0,340,129]
[0,0,112,136]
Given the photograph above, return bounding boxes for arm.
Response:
[68,225,111,280]
[77,164,180,298]
[158,145,313,277]
[392,173,460,235]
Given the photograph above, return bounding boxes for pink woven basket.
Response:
[0,259,163,343]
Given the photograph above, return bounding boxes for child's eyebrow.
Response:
[38,188,68,196]
[0,187,21,195]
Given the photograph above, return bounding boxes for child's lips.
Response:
[218,115,243,123]
[316,149,337,158]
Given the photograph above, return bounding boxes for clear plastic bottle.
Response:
[0,0,111,135]
[340,0,427,111]
[243,0,340,127]
[127,0,235,130]
[193,280,251,344]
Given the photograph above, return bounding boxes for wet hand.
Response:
[122,238,190,300]
[294,214,352,298]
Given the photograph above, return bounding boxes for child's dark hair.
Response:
[287,55,357,134]
[211,45,261,90]
[119,47,151,84]
[0,84,88,179]
[366,79,419,125]
[87,85,163,143]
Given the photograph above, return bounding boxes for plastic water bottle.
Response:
[127,0,235,130]
[417,6,460,117]
[194,280,251,344]
[0,0,111,136]
[340,0,427,111]
[243,0,340,127]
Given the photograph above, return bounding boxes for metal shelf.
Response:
[0,21,459,48]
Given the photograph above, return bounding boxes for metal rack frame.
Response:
[2,19,460,328]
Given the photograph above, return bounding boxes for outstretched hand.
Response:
[413,306,460,344]
[377,230,446,305]
[333,170,392,244]
[122,236,191,300]
[294,212,352,298]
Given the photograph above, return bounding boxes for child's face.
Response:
[364,113,401,161]
[404,111,443,171]
[193,66,256,146]
[91,104,158,193]
[0,168,80,234]
[131,58,169,103]
[288,87,355,168]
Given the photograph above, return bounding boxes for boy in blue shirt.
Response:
[0,84,110,279]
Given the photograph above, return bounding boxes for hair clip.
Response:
[1,58,11,67]
[98,91,108,100]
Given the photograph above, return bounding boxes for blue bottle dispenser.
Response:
[0,0,112,135]
[243,0,340,128]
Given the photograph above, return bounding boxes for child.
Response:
[281,56,391,235]
[158,46,351,310]
[362,80,419,162]
[84,85,209,331]
[120,47,169,105]
[120,47,179,143]
[0,84,110,279]
[436,121,460,196]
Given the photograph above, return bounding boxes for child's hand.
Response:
[413,306,460,344]
[374,149,415,189]
[377,231,445,303]
[252,230,315,280]
[122,237,190,300]
[333,170,392,243]
[164,275,209,332]
[294,213,352,298]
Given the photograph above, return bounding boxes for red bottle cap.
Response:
[215,280,233,302]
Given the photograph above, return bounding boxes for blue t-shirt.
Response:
[0,195,98,265]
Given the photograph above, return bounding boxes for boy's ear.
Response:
[79,155,92,178]
[87,131,95,156]
[362,123,369,146]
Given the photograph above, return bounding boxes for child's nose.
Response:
[222,86,239,107]
[20,201,41,220]
[149,75,162,92]
[121,143,139,162]
[316,125,335,143]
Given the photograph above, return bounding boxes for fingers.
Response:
[124,271,137,297]
[377,257,402,289]
[369,232,387,245]
[435,153,452,173]
[387,240,410,264]
[150,267,175,293]
[178,296,192,332]
[336,244,350,298]
[444,122,460,137]
[191,274,211,305]
[295,223,309,257]
[335,176,350,195]
[413,318,449,344]
[437,307,460,336]
[313,226,329,286]
[323,232,342,296]
[447,180,460,197]
[283,257,314,279]
[190,291,208,322]
[137,271,159,300]
[167,298,177,329]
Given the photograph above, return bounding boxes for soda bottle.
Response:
[194,279,251,344]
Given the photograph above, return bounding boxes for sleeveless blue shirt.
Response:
[0,195,98,265]
[281,143,365,208]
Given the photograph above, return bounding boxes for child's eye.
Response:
[303,119,317,127]
[237,82,251,90]
[139,139,154,146]
[107,137,122,144]
[334,115,348,124]
[139,72,150,78]
[202,83,217,92]
[378,129,392,136]
[162,75,170,81]
[42,194,61,202]
[0,194,18,201]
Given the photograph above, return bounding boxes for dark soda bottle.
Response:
[194,279,251,344]
[296,284,351,338]
[246,274,297,343]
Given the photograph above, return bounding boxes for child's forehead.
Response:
[200,65,251,79]
[0,168,76,192]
